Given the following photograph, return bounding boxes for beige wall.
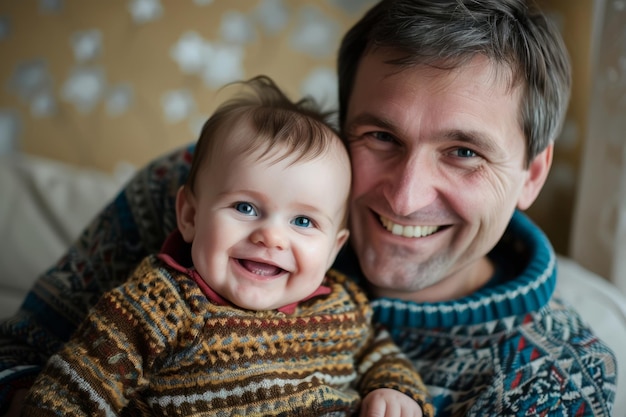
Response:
[0,1,370,170]
[570,0,626,290]
[529,0,594,255]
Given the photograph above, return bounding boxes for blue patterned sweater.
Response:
[337,210,618,416]
[0,145,617,416]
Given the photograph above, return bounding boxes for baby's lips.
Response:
[238,259,285,276]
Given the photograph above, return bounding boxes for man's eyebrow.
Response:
[444,129,499,154]
[344,112,396,134]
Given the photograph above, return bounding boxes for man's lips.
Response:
[236,259,286,277]
[379,215,440,238]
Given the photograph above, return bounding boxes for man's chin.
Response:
[359,252,444,295]
[359,258,413,292]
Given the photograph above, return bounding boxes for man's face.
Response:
[344,50,552,302]
[177,125,351,311]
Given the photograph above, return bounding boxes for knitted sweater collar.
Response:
[334,210,557,329]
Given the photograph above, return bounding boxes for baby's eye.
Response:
[291,216,313,228]
[234,202,257,216]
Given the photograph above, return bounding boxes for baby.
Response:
[23,76,432,417]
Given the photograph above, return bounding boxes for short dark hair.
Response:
[186,75,340,194]
[338,0,571,165]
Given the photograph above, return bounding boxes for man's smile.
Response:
[379,215,440,238]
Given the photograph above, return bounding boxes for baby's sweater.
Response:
[22,255,432,416]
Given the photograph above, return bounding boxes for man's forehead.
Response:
[357,49,518,90]
[348,51,523,129]
[346,51,525,150]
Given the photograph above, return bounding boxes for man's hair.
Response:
[185,75,341,194]
[338,0,571,165]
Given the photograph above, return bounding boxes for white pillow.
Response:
[556,255,626,416]
[0,154,134,318]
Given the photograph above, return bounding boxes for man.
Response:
[0,0,616,415]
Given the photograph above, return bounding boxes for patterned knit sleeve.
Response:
[21,256,186,415]
[356,325,435,417]
[0,145,193,411]
[327,272,435,417]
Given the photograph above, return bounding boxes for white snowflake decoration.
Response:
[255,0,288,35]
[0,17,11,40]
[30,90,57,117]
[38,0,64,13]
[61,66,106,113]
[161,89,195,123]
[201,43,245,89]
[106,84,134,116]
[0,110,21,154]
[220,11,256,44]
[71,29,102,62]
[170,31,213,75]
[128,0,163,24]
[9,60,51,101]
[300,67,338,111]
[290,6,340,58]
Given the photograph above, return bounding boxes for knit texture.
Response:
[338,211,617,416]
[22,255,431,416]
[0,145,617,416]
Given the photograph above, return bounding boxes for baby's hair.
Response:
[185,75,342,195]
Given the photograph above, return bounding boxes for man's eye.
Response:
[371,131,395,143]
[454,148,477,158]
[291,216,313,228]
[234,202,257,216]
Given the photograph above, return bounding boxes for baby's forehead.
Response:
[243,142,346,170]
[219,122,346,163]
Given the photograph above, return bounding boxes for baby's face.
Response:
[178,133,350,311]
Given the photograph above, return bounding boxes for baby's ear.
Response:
[328,229,350,268]
[336,229,350,250]
[176,186,197,243]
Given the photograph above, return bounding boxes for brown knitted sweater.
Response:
[23,253,432,416]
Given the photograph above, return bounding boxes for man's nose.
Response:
[383,154,438,217]
[250,223,288,250]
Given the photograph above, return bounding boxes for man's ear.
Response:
[328,229,350,269]
[517,144,553,210]
[176,185,197,243]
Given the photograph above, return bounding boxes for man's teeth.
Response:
[380,216,439,238]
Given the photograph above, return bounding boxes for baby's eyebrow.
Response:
[293,203,334,225]
[218,189,265,200]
